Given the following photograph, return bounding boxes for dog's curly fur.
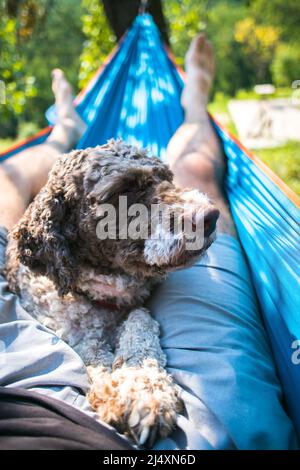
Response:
[5,139,218,447]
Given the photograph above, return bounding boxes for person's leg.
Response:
[0,69,86,230]
[0,73,114,444]
[167,33,236,237]
[147,34,297,450]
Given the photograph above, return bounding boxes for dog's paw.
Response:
[88,359,181,447]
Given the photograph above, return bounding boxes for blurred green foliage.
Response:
[271,44,300,87]
[19,0,84,127]
[251,0,300,44]
[0,9,37,137]
[0,0,84,131]
[0,0,299,194]
[79,0,115,88]
[1,0,299,130]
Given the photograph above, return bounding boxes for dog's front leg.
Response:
[89,308,181,447]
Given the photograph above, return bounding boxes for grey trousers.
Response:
[0,227,297,449]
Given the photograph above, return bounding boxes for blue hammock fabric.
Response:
[0,13,299,440]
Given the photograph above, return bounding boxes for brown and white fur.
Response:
[6,139,219,447]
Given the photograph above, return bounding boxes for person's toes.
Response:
[181,33,216,119]
[51,69,65,93]
[52,68,72,95]
[51,68,64,79]
[203,40,215,76]
[192,32,206,55]
[49,68,87,143]
[185,32,215,85]
[51,69,75,116]
[186,33,206,67]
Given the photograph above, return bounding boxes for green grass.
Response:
[0,138,15,152]
[255,142,300,196]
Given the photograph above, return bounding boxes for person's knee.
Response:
[172,151,221,189]
[172,152,236,237]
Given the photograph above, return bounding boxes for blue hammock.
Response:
[1,13,299,438]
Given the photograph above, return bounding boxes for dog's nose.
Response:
[185,206,220,236]
[203,208,219,237]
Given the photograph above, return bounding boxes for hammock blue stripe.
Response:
[219,125,300,434]
[1,13,300,437]
[76,14,184,158]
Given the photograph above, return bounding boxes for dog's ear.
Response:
[85,162,173,205]
[82,140,173,204]
[11,152,84,296]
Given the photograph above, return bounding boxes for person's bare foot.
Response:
[51,69,73,112]
[50,68,87,143]
[181,33,215,122]
[168,33,222,172]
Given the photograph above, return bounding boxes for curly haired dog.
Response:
[6,139,219,447]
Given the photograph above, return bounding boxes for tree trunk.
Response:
[101,0,169,44]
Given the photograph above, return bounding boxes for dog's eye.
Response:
[89,197,97,205]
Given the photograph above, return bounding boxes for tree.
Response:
[0,2,37,137]
[1,0,85,131]
[271,44,300,87]
[251,0,300,43]
[20,0,85,126]
[2,0,299,139]
[165,0,253,95]
[234,17,280,83]
[249,0,300,86]
[79,0,114,88]
[165,0,208,65]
